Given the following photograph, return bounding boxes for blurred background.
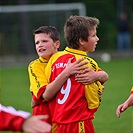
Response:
[0,0,133,133]
[0,0,132,66]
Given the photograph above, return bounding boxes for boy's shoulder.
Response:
[50,51,64,59]
[28,57,48,68]
[86,56,98,65]
[47,51,67,65]
[85,56,96,61]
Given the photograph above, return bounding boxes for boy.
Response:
[28,26,88,132]
[116,86,133,118]
[0,103,51,133]
[44,15,109,133]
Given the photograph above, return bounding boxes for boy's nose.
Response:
[39,42,43,47]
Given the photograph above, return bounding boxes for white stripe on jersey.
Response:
[0,104,30,118]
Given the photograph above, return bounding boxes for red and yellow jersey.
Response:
[28,57,48,99]
[45,47,103,124]
[0,104,30,131]
[28,57,51,125]
[131,87,133,94]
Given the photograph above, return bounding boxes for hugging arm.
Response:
[75,68,109,85]
[42,58,88,101]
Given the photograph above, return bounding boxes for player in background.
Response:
[43,15,109,133]
[116,86,133,118]
[28,26,89,132]
[0,103,51,133]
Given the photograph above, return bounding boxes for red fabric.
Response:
[37,86,47,100]
[0,104,29,131]
[32,102,52,125]
[32,93,44,104]
[57,119,95,133]
[49,54,95,124]
[32,93,52,125]
[131,91,133,94]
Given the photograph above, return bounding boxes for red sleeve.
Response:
[32,85,47,104]
[37,85,47,100]
[32,92,44,104]
[130,87,133,94]
[0,104,30,131]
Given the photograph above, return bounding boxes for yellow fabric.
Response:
[79,121,85,133]
[131,87,133,92]
[131,87,133,94]
[28,57,48,98]
[52,123,58,133]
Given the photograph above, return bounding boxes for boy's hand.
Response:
[116,103,128,118]
[75,68,98,84]
[22,115,51,133]
[66,58,88,76]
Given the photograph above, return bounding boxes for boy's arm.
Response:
[116,92,133,118]
[0,104,30,131]
[75,68,109,85]
[0,104,51,133]
[42,58,88,101]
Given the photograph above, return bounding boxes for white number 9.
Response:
[58,78,71,104]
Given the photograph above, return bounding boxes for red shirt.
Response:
[45,47,103,124]
[0,104,30,131]
[50,55,94,123]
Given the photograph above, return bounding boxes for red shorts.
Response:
[56,119,95,133]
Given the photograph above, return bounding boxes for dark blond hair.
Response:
[64,15,99,49]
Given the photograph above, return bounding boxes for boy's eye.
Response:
[35,41,39,45]
[43,40,48,42]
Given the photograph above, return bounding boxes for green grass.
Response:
[0,58,133,133]
[93,58,133,133]
[0,66,31,112]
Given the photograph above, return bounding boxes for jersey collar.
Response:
[64,47,88,57]
[39,57,48,63]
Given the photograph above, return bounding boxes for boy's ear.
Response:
[55,40,60,49]
[79,38,84,46]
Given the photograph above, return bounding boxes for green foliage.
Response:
[0,59,132,133]
[1,0,132,52]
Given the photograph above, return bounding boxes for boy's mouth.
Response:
[39,48,46,52]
